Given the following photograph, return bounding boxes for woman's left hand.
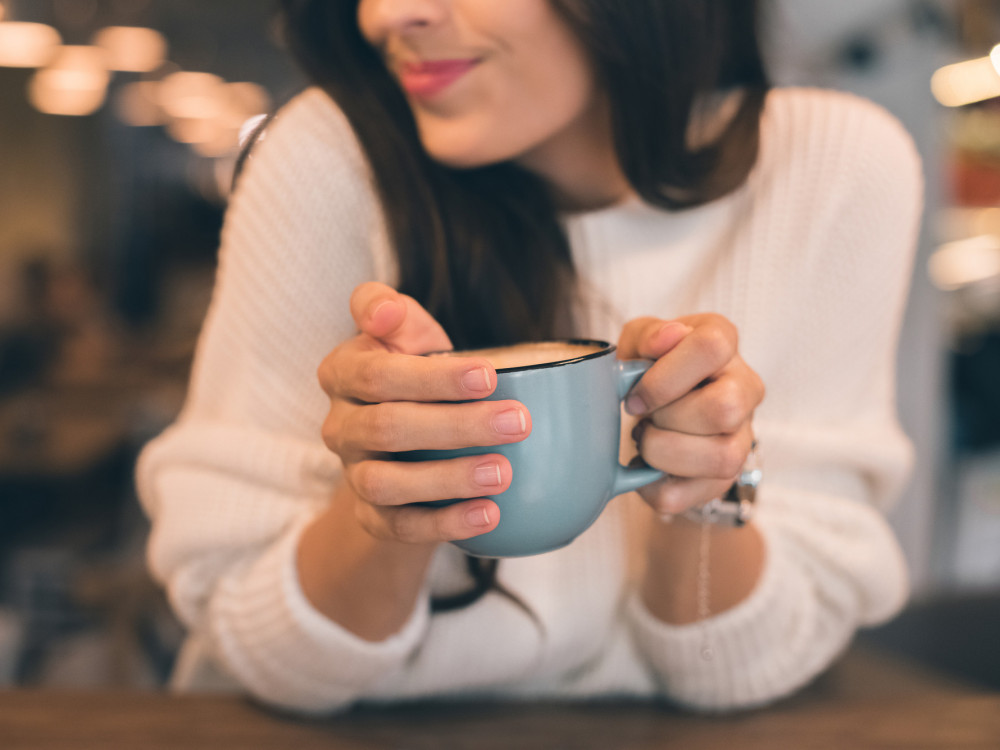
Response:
[617,314,765,516]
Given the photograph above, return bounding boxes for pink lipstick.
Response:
[399,59,479,97]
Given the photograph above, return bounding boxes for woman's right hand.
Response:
[317,282,531,546]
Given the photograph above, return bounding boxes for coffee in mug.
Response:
[407,339,663,558]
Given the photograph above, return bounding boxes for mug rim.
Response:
[431,339,614,373]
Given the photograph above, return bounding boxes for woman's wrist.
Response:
[296,482,436,641]
[641,515,765,626]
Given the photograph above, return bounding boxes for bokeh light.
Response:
[28,45,110,116]
[0,22,62,68]
[931,53,1000,108]
[92,26,167,73]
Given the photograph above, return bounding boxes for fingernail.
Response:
[462,367,492,393]
[369,299,398,325]
[625,394,647,416]
[474,462,502,487]
[492,408,527,435]
[658,321,694,339]
[466,506,492,527]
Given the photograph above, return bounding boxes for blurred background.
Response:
[0,0,997,692]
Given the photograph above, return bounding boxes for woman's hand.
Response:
[316,282,532,546]
[617,314,764,516]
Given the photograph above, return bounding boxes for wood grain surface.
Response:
[1,647,997,750]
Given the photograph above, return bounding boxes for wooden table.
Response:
[1,647,998,749]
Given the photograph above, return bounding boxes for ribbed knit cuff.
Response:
[626,519,837,711]
[208,519,430,713]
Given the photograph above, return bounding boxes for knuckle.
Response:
[321,414,342,454]
[714,437,746,478]
[646,485,684,516]
[364,403,401,451]
[354,503,387,540]
[754,371,767,405]
[351,462,389,504]
[709,383,746,433]
[355,357,387,401]
[316,355,339,395]
[706,314,739,346]
[696,326,735,366]
[388,510,420,544]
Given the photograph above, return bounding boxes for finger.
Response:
[358,498,501,544]
[625,318,738,416]
[347,454,512,506]
[333,399,531,454]
[646,359,764,435]
[617,317,692,361]
[633,421,753,479]
[638,476,735,516]
[318,347,497,403]
[349,282,452,355]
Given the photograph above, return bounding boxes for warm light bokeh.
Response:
[28,45,110,116]
[0,21,62,68]
[158,71,225,120]
[929,234,1000,290]
[931,53,1000,107]
[93,26,167,73]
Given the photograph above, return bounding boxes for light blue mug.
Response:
[406,339,663,558]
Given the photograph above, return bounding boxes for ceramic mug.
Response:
[405,339,663,557]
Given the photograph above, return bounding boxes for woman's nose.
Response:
[358,0,449,39]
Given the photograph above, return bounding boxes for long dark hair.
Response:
[277,0,769,612]
[277,0,768,350]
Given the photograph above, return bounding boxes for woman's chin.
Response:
[427,149,501,170]
[420,136,510,170]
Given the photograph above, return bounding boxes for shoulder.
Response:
[216,87,390,310]
[749,87,923,260]
[234,87,373,200]
[757,87,922,194]
[222,86,386,272]
[760,86,917,157]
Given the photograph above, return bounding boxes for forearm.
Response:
[641,515,765,625]
[296,481,436,641]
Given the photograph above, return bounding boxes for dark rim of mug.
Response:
[428,339,614,374]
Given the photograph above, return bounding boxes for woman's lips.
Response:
[398,59,479,97]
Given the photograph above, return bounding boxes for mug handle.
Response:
[612,359,665,496]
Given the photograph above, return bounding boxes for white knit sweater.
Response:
[136,86,922,714]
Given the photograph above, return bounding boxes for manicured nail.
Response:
[462,367,492,393]
[466,506,492,527]
[474,462,502,487]
[492,408,527,435]
[369,299,398,325]
[625,394,647,416]
[658,321,694,340]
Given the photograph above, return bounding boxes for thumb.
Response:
[349,282,453,355]
[617,317,692,360]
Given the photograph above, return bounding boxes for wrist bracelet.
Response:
[682,439,760,527]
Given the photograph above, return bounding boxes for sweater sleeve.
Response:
[626,90,923,710]
[135,88,425,714]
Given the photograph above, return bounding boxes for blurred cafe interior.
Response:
[0,0,998,714]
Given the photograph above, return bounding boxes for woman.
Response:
[137,0,922,713]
